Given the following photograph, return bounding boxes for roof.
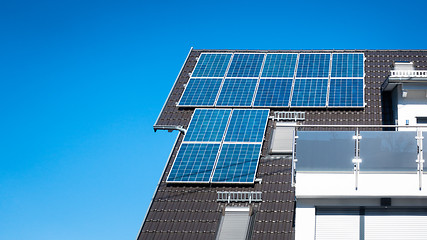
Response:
[139,49,427,240]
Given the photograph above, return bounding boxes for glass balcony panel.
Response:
[297,131,355,171]
[360,131,417,172]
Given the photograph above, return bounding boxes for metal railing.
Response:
[390,70,427,77]
[217,191,262,203]
[274,111,305,121]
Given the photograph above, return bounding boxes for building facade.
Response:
[138,49,427,240]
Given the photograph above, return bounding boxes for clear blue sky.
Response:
[0,0,426,239]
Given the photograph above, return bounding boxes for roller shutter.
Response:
[216,207,251,240]
[365,209,427,240]
[315,209,360,240]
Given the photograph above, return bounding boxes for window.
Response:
[416,117,427,124]
[216,207,254,240]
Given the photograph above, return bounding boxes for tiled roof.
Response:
[139,49,427,240]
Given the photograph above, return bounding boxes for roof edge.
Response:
[191,49,427,52]
[154,47,194,127]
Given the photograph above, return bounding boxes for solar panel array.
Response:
[167,109,269,183]
[178,52,364,108]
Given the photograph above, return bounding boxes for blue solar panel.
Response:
[296,54,330,78]
[216,78,257,106]
[192,53,232,78]
[167,143,220,182]
[225,109,269,142]
[184,109,231,142]
[226,54,265,78]
[211,143,261,183]
[331,53,364,78]
[253,79,293,107]
[328,79,364,107]
[178,78,222,106]
[291,78,328,107]
[261,54,297,78]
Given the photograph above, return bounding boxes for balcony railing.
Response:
[292,125,426,190]
[390,70,427,78]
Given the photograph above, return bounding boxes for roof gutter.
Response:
[153,125,187,134]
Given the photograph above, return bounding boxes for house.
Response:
[138,49,427,240]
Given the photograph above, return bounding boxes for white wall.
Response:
[393,85,427,130]
[295,204,315,240]
[295,173,427,198]
[295,171,427,240]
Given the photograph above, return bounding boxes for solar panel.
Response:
[211,143,262,183]
[184,109,231,142]
[328,79,364,107]
[167,143,220,182]
[225,109,269,142]
[261,54,297,78]
[191,53,232,78]
[216,78,257,106]
[253,78,293,107]
[291,78,328,107]
[178,78,222,106]
[226,54,265,78]
[331,53,364,78]
[296,54,330,78]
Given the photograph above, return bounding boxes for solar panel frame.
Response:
[325,54,333,107]
[167,143,221,183]
[191,53,232,78]
[287,53,301,107]
[290,78,329,107]
[296,53,331,78]
[177,78,223,107]
[210,143,263,183]
[226,53,265,78]
[183,109,232,142]
[261,53,298,78]
[331,53,365,78]
[215,78,258,107]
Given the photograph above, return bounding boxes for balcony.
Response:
[390,70,427,78]
[383,70,427,91]
[293,126,427,198]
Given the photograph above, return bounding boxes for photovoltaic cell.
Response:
[226,54,265,78]
[261,54,297,78]
[184,109,231,142]
[328,79,364,107]
[192,53,232,78]
[225,109,269,142]
[291,78,328,107]
[296,54,330,78]
[167,143,220,182]
[253,78,293,107]
[211,143,262,183]
[331,53,364,78]
[216,78,257,106]
[178,78,222,106]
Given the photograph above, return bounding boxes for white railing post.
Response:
[416,129,424,190]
